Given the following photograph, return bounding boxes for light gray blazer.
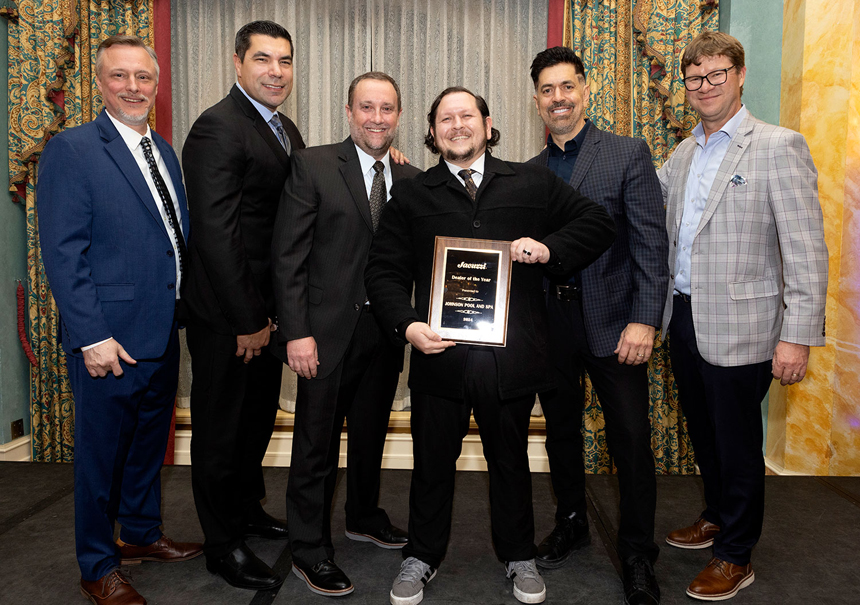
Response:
[658,112,828,367]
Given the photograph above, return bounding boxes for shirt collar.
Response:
[444,153,486,178]
[354,142,391,176]
[693,104,747,146]
[237,82,278,123]
[547,119,590,154]
[105,110,152,150]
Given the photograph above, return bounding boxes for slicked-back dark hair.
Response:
[424,86,501,155]
[235,20,293,61]
[530,46,585,86]
[348,71,402,110]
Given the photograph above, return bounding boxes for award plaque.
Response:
[428,236,512,347]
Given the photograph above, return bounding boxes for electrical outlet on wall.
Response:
[10,419,24,440]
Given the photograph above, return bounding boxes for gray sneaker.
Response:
[505,559,547,604]
[390,557,437,605]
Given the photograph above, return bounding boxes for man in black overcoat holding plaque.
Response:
[365,86,615,605]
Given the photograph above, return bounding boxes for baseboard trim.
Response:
[0,436,32,461]
[764,457,808,476]
[172,409,549,472]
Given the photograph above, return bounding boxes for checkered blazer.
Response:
[532,125,669,357]
[659,112,828,366]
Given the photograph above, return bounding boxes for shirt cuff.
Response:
[81,337,113,351]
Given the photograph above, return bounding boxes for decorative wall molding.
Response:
[0,436,32,461]
[173,409,551,472]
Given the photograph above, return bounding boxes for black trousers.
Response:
[669,295,772,566]
[186,324,283,560]
[287,306,400,568]
[538,295,658,562]
[403,348,536,568]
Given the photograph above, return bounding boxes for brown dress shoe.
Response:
[118,535,203,564]
[686,558,754,601]
[665,517,720,549]
[80,570,146,605]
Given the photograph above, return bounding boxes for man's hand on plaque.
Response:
[510,238,549,264]
[405,322,456,355]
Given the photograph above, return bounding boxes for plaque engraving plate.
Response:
[428,236,512,346]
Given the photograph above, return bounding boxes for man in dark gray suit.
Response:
[182,20,304,591]
[529,47,668,605]
[271,72,419,597]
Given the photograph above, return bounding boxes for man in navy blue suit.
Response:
[38,35,201,605]
[529,47,668,605]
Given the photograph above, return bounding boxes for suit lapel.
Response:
[97,112,169,238]
[671,142,697,235]
[338,139,374,233]
[567,125,600,190]
[230,85,291,170]
[695,114,755,237]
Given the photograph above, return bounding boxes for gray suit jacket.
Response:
[271,137,421,379]
[659,112,828,366]
[532,125,668,357]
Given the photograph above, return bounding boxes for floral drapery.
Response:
[632,0,719,166]
[565,0,633,136]
[563,0,717,475]
[6,0,153,462]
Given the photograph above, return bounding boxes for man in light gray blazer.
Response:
[658,31,827,602]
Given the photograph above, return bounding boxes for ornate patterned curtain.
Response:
[566,0,633,136]
[6,0,154,462]
[632,0,719,166]
[562,0,716,475]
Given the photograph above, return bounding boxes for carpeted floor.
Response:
[0,462,858,604]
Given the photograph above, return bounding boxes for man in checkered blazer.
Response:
[659,31,828,601]
[529,47,669,605]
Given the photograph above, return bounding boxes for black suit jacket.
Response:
[271,138,421,379]
[532,125,668,356]
[182,84,305,335]
[365,153,616,400]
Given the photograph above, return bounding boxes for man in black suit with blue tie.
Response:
[182,20,305,591]
[529,47,669,605]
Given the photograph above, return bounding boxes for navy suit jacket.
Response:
[532,125,668,357]
[38,110,189,360]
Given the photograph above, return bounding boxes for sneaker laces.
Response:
[399,557,431,582]
[507,559,540,581]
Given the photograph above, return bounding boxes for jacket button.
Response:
[472,220,481,228]
[167,250,174,257]
[670,274,674,279]
[168,283,175,290]
[354,303,360,311]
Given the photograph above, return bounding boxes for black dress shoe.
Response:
[345,523,408,549]
[244,505,289,540]
[206,543,284,591]
[622,555,660,605]
[292,559,354,597]
[535,512,590,569]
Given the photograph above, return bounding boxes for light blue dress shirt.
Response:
[674,105,747,295]
[236,83,291,154]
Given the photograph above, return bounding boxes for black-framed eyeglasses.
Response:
[682,67,735,91]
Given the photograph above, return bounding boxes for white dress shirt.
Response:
[445,154,486,190]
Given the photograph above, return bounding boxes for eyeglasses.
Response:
[682,67,735,91]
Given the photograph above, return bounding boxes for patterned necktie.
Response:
[269,114,291,155]
[458,168,478,201]
[141,137,187,281]
[369,161,386,232]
